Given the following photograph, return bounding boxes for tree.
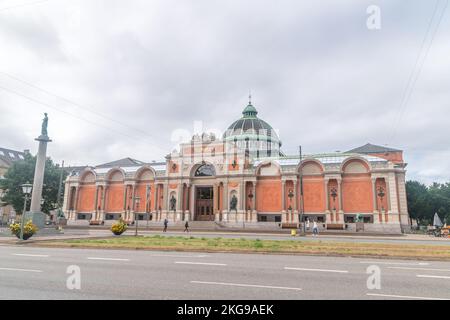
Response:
[406,180,432,225]
[406,180,450,226]
[0,153,67,215]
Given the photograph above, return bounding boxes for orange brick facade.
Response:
[63,105,410,233]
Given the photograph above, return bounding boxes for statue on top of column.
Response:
[41,113,49,137]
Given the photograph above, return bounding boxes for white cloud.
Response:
[0,0,449,183]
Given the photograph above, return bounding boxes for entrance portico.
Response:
[195,186,214,221]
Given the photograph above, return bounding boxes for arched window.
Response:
[195,164,215,177]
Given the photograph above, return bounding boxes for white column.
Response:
[252,182,257,222]
[396,172,410,228]
[281,180,286,222]
[324,178,331,223]
[387,173,399,223]
[222,183,228,222]
[190,185,196,221]
[176,183,182,221]
[337,178,344,222]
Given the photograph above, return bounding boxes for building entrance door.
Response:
[195,186,214,221]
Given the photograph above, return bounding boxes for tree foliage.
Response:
[406,180,450,226]
[0,153,67,214]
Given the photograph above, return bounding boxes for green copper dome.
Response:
[223,101,282,157]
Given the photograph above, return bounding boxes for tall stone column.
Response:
[29,119,52,228]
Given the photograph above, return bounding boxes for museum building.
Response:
[63,101,410,233]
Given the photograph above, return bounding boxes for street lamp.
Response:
[134,196,141,237]
[20,182,33,241]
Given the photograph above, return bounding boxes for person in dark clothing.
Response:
[163,218,168,232]
[184,221,189,232]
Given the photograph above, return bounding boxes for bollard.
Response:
[291,229,297,236]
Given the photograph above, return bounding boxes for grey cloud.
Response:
[0,0,449,184]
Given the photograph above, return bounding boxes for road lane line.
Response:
[360,261,429,266]
[13,253,49,258]
[366,293,448,300]
[148,254,208,258]
[416,274,450,279]
[175,262,226,266]
[284,267,348,273]
[388,267,450,272]
[191,281,302,291]
[0,267,43,273]
[87,257,130,261]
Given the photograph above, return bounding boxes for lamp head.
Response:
[21,182,33,195]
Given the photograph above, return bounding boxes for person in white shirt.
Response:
[312,220,319,236]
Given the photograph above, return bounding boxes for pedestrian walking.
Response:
[184,221,189,232]
[312,220,319,236]
[163,218,168,232]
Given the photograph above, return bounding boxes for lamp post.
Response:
[134,196,141,237]
[20,182,33,241]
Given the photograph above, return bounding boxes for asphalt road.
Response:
[0,245,449,300]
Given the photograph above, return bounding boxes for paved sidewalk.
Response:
[1,226,449,246]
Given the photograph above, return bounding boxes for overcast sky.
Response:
[0,0,449,184]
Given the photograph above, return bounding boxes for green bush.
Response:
[111,218,127,235]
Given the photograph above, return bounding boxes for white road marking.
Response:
[366,293,448,300]
[148,254,208,258]
[0,267,43,273]
[360,261,429,266]
[417,274,450,280]
[285,267,349,273]
[388,267,450,272]
[191,281,302,291]
[87,257,130,261]
[175,261,226,266]
[13,253,49,258]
